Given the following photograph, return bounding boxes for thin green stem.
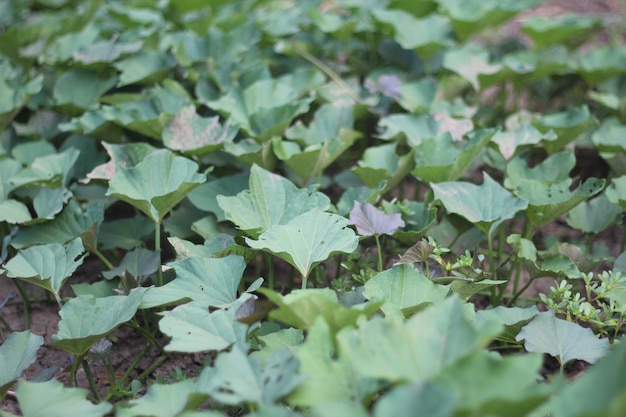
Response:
[120,343,152,385]
[0,314,13,334]
[301,275,308,290]
[93,249,114,270]
[136,355,167,381]
[266,252,275,291]
[12,280,31,329]
[69,355,83,387]
[375,234,383,272]
[155,223,163,287]
[294,43,362,104]
[509,277,539,305]
[487,231,498,306]
[82,359,101,401]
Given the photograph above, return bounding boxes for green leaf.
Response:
[412,128,496,182]
[141,255,246,309]
[0,331,43,397]
[217,165,330,238]
[259,288,381,335]
[285,102,354,145]
[493,124,558,160]
[567,193,623,234]
[163,106,239,156]
[439,0,543,40]
[207,70,323,140]
[51,288,147,356]
[274,129,361,185]
[53,68,117,114]
[106,149,206,223]
[375,382,456,417]
[351,143,415,193]
[505,153,605,227]
[522,15,602,49]
[515,311,609,365]
[287,318,364,406]
[592,117,626,153]
[0,199,32,224]
[337,296,502,384]
[363,264,450,318]
[102,248,159,281]
[532,106,597,153]
[530,341,626,417]
[197,348,305,406]
[576,46,626,84]
[158,300,249,353]
[188,173,249,222]
[4,238,85,301]
[86,142,159,182]
[116,380,207,417]
[475,305,540,343]
[432,173,528,236]
[11,200,104,249]
[0,60,43,131]
[98,215,155,251]
[246,209,358,280]
[373,10,452,60]
[114,50,173,87]
[10,148,80,188]
[381,199,437,244]
[607,176,626,209]
[434,351,547,416]
[1,379,112,417]
[443,44,504,90]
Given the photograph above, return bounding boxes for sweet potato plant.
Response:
[1,0,626,416]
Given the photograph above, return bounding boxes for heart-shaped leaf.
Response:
[432,173,528,236]
[158,300,249,353]
[4,238,86,302]
[106,149,206,223]
[217,165,330,238]
[349,201,405,237]
[0,331,44,397]
[515,310,609,365]
[246,209,358,282]
[197,348,305,406]
[141,255,246,309]
[4,379,112,417]
[52,288,147,356]
[162,106,239,156]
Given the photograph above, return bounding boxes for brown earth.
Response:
[2,0,626,413]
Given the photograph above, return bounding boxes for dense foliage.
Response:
[2,0,626,415]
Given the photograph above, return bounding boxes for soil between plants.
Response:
[2,0,625,412]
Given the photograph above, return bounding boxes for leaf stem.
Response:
[136,354,167,381]
[266,252,275,291]
[12,280,31,329]
[293,42,363,104]
[155,223,163,287]
[374,234,383,272]
[487,231,498,306]
[119,342,152,386]
[69,354,83,387]
[93,249,114,270]
[82,359,101,401]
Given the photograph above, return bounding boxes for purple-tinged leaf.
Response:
[349,201,405,237]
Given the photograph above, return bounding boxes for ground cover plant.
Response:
[2,0,626,415]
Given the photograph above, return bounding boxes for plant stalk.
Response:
[82,359,101,401]
[374,234,383,272]
[12,280,31,329]
[155,223,163,287]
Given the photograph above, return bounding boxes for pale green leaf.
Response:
[515,311,609,365]
[246,209,358,279]
[116,380,207,417]
[336,296,502,383]
[163,106,238,156]
[51,288,147,356]
[106,149,206,223]
[11,200,105,250]
[141,255,245,309]
[374,382,457,417]
[4,238,85,300]
[0,199,32,224]
[363,264,450,318]
[217,165,330,237]
[432,173,528,235]
[567,193,623,234]
[188,173,249,222]
[3,379,112,417]
[0,331,43,396]
[158,301,248,353]
[197,348,304,406]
